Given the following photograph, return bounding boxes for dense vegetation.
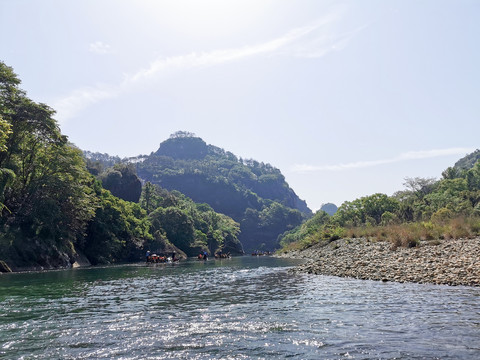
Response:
[280,153,480,251]
[1,61,95,268]
[136,131,311,251]
[99,163,142,203]
[0,62,241,271]
[6,57,476,270]
[141,183,242,257]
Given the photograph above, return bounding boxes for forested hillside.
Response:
[0,62,242,271]
[453,149,480,171]
[280,150,480,251]
[136,131,311,251]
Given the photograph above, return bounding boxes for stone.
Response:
[0,260,12,273]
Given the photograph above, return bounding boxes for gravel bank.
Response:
[280,238,480,286]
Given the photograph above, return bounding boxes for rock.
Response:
[0,260,12,273]
[280,237,480,287]
[71,251,91,268]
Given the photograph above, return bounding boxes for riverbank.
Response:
[279,237,480,286]
[0,251,92,274]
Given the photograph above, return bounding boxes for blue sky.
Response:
[1,0,479,210]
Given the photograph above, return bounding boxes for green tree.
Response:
[334,193,399,226]
[442,166,460,180]
[83,185,151,264]
[279,210,330,247]
[0,115,14,211]
[149,207,196,255]
[466,161,480,191]
[0,62,102,268]
[100,163,142,202]
[140,181,159,214]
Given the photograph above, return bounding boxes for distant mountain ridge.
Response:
[134,132,311,251]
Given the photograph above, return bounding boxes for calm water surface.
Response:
[1,256,479,359]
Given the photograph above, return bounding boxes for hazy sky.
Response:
[1,0,479,210]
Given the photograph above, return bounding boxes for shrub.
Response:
[431,208,453,224]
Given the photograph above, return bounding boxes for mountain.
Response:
[320,203,338,216]
[136,131,312,251]
[454,149,480,170]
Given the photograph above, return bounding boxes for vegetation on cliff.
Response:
[136,131,311,251]
[141,182,242,257]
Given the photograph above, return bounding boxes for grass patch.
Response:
[279,216,480,253]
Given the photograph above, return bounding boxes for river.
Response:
[1,256,479,359]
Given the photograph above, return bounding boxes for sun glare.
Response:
[140,0,273,37]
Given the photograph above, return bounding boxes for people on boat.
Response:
[251,250,272,256]
[214,252,231,259]
[146,253,171,263]
[197,251,209,260]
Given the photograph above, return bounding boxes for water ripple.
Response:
[1,257,479,359]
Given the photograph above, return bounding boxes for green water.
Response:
[1,257,479,359]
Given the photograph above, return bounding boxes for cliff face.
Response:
[137,134,311,251]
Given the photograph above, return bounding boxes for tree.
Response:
[140,181,159,214]
[83,185,151,264]
[333,193,399,226]
[0,115,14,211]
[0,115,11,152]
[149,207,196,255]
[403,177,437,199]
[0,62,97,267]
[466,161,480,191]
[100,163,142,202]
[170,131,196,138]
[442,166,459,180]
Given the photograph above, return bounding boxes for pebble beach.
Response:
[281,237,480,286]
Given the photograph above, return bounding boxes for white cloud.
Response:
[54,11,361,123]
[291,147,477,173]
[125,16,361,84]
[54,84,120,121]
[88,41,112,54]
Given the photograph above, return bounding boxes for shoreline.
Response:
[279,237,480,287]
[0,251,92,274]
[0,262,92,275]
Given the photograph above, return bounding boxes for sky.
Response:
[1,0,479,211]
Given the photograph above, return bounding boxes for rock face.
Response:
[281,238,480,287]
[71,251,92,268]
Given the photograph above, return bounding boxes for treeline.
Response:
[0,62,241,270]
[136,132,311,251]
[280,156,480,251]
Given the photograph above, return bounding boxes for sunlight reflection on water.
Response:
[1,257,479,359]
